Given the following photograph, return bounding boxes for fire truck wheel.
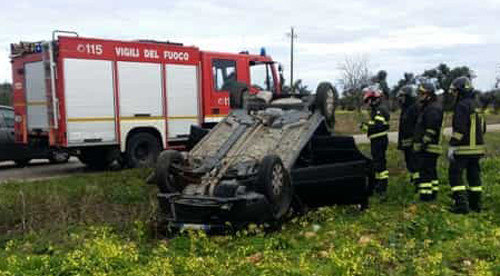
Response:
[127,133,161,168]
[229,82,249,109]
[256,155,293,220]
[49,150,70,164]
[155,150,185,193]
[316,82,336,132]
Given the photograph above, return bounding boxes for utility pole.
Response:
[287,27,297,92]
[496,63,500,89]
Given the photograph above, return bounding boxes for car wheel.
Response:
[316,82,336,132]
[256,155,293,220]
[155,150,185,193]
[49,150,70,164]
[127,133,161,168]
[14,159,31,167]
[229,82,249,109]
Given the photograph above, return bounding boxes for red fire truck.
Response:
[10,31,282,169]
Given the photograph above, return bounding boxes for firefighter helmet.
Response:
[362,86,383,103]
[397,85,416,98]
[418,82,436,95]
[449,76,473,95]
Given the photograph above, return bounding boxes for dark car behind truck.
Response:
[0,105,69,166]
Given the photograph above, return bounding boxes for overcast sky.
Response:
[1,0,500,91]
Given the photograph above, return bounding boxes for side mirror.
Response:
[278,64,285,92]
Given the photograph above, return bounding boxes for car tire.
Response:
[14,159,31,167]
[229,82,249,109]
[256,155,293,220]
[316,82,336,132]
[49,150,70,164]
[126,132,161,168]
[155,150,185,193]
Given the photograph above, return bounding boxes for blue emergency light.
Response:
[260,47,266,56]
[35,43,42,53]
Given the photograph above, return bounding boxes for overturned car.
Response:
[152,83,373,231]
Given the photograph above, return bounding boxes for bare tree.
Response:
[337,55,371,110]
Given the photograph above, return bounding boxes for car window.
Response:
[0,109,15,129]
[212,59,237,92]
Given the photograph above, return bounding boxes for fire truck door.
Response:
[63,59,116,145]
[24,61,49,132]
[165,64,199,138]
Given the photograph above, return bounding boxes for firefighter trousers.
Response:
[449,156,482,210]
[371,136,389,194]
[416,152,439,201]
[403,147,418,183]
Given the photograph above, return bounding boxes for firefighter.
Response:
[448,76,486,214]
[413,82,443,201]
[360,87,390,198]
[396,85,420,186]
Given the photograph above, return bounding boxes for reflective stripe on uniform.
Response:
[452,145,486,155]
[469,186,483,192]
[451,185,467,192]
[374,115,388,124]
[419,183,433,188]
[432,179,439,191]
[425,144,443,154]
[426,129,437,135]
[375,170,389,180]
[402,138,413,147]
[470,113,476,147]
[414,143,422,151]
[411,172,420,181]
[452,132,464,140]
[420,190,433,194]
[369,131,388,139]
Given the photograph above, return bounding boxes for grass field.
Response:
[334,110,500,135]
[1,133,500,275]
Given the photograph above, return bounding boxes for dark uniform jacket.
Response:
[414,101,443,154]
[398,102,419,150]
[450,96,486,156]
[363,103,390,140]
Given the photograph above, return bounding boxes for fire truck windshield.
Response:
[250,62,275,92]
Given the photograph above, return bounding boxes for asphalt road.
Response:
[0,157,86,183]
[1,124,499,183]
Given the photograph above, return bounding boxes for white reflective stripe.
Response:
[419,183,433,188]
[469,186,483,192]
[451,186,467,192]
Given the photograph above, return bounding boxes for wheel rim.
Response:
[325,89,335,117]
[53,151,69,161]
[272,164,284,196]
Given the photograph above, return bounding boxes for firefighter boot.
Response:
[468,190,482,212]
[375,180,388,201]
[450,191,470,214]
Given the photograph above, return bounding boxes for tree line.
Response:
[335,57,500,112]
[0,83,12,106]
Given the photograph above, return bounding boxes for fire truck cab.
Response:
[10,31,281,169]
